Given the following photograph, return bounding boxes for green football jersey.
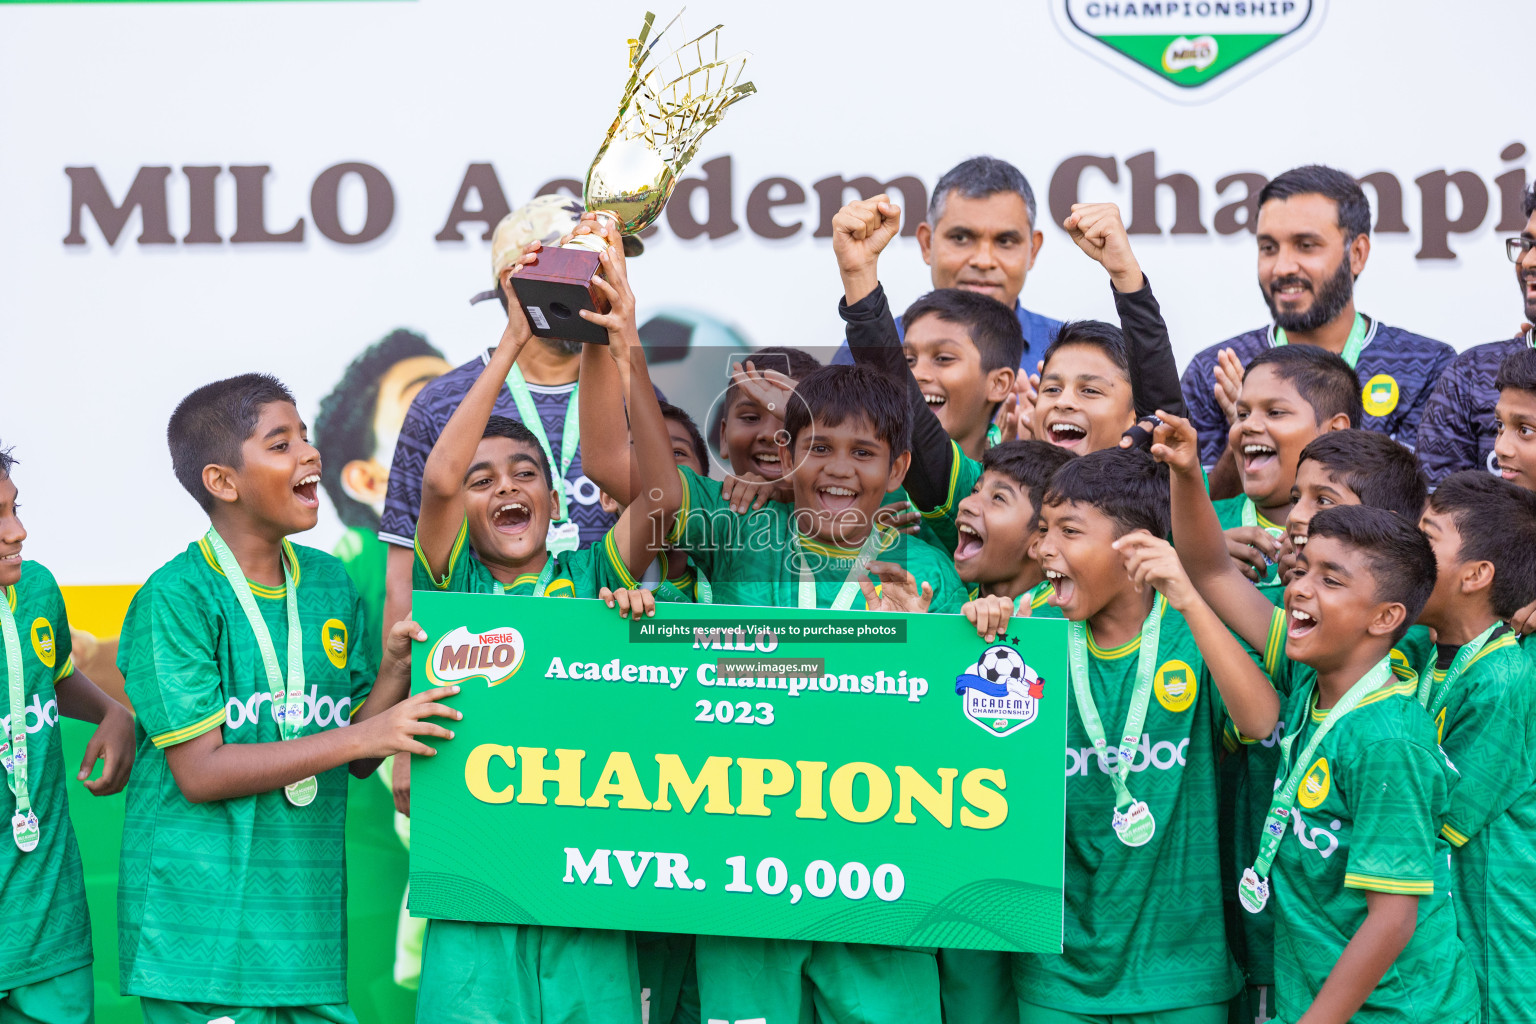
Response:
[1212,495,1283,598]
[669,467,966,612]
[411,520,636,599]
[909,441,983,558]
[1014,597,1243,1013]
[1223,617,1429,987]
[117,538,377,1005]
[1423,629,1536,1023]
[0,561,91,990]
[333,525,386,658]
[1261,625,1479,1024]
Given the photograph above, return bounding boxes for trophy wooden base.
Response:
[507,246,613,345]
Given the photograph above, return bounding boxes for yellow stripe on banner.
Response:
[150,709,227,749]
[1344,872,1434,895]
[1442,823,1470,847]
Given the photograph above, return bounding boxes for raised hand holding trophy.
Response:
[509,10,755,345]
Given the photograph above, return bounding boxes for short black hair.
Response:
[1243,344,1363,427]
[1040,320,1131,381]
[783,364,911,463]
[1042,446,1169,539]
[660,401,709,476]
[1305,504,1436,640]
[1427,471,1536,619]
[725,346,822,410]
[168,373,297,512]
[313,329,443,530]
[482,414,553,489]
[901,288,1024,374]
[1297,430,1426,521]
[981,440,1077,533]
[1258,165,1372,241]
[1496,347,1536,397]
[0,441,15,479]
[928,156,1038,230]
[1525,181,1536,219]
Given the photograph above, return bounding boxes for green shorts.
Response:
[695,937,940,1024]
[0,965,93,1024]
[415,919,640,1024]
[137,1000,356,1024]
[1017,1000,1227,1024]
[937,949,1016,1024]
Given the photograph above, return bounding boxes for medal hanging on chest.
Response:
[1,587,41,850]
[1067,596,1166,848]
[1236,657,1392,913]
[205,530,317,807]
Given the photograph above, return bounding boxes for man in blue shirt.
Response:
[1178,165,1454,491]
[1416,182,1536,485]
[832,156,1062,368]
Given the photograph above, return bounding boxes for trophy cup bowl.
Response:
[509,11,755,345]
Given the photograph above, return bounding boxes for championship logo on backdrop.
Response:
[426,625,526,688]
[954,645,1045,737]
[1053,0,1323,100]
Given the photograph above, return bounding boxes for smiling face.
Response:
[1283,533,1395,672]
[462,435,555,571]
[1035,500,1129,621]
[902,313,1010,455]
[720,393,795,498]
[918,191,1041,309]
[1494,387,1536,492]
[0,474,25,588]
[953,470,1042,590]
[1256,193,1362,333]
[1035,344,1135,455]
[1286,459,1362,553]
[787,413,909,547]
[225,401,323,537]
[1229,365,1325,509]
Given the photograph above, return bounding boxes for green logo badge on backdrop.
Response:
[409,593,1068,952]
[1055,0,1322,99]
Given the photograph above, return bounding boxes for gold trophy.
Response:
[509,10,755,344]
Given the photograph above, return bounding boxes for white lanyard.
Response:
[1,590,40,851]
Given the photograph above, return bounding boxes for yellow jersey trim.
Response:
[1263,607,1285,676]
[1441,823,1470,847]
[1467,632,1520,669]
[53,656,74,683]
[414,521,468,592]
[151,709,227,749]
[667,467,691,547]
[197,536,300,598]
[1343,872,1433,895]
[797,528,897,561]
[543,577,577,597]
[919,441,966,520]
[1088,595,1165,659]
[1030,585,1054,612]
[3,585,14,612]
[603,530,638,589]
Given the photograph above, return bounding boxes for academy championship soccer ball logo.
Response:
[1053,0,1323,102]
[954,645,1044,738]
[426,625,526,688]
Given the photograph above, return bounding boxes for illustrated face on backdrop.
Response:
[341,353,452,518]
[1256,193,1365,332]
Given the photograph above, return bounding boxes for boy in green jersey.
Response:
[411,229,682,1024]
[0,444,136,1024]
[1158,414,1479,1024]
[1492,347,1536,494]
[1007,445,1272,1024]
[1414,471,1536,1022]
[1225,428,1429,1023]
[1213,346,1360,595]
[117,377,463,1024]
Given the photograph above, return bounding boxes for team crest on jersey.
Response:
[321,618,349,670]
[1362,374,1401,417]
[1154,659,1196,712]
[1052,0,1324,102]
[30,618,55,669]
[1298,756,1331,808]
[954,644,1044,738]
[428,625,526,688]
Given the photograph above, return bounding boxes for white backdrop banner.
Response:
[0,0,1526,584]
